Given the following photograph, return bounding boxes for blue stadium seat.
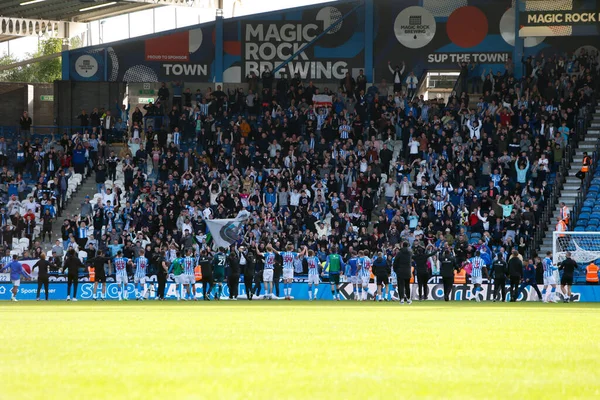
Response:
[584,200,595,208]
[470,232,481,240]
[579,213,590,220]
[574,226,585,232]
[581,206,593,213]
[586,225,598,231]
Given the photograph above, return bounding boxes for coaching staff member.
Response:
[559,251,578,303]
[64,248,85,301]
[35,253,51,301]
[440,249,457,301]
[393,242,413,304]
[198,249,213,300]
[152,246,168,300]
[413,243,436,301]
[491,253,508,302]
[88,249,110,301]
[227,246,241,300]
[508,250,523,302]
[240,246,255,300]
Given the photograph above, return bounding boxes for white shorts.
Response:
[263,269,274,282]
[308,274,320,285]
[134,276,146,285]
[360,274,370,286]
[350,275,360,285]
[283,269,294,280]
[472,276,483,285]
[116,275,128,284]
[12,279,20,287]
[185,274,196,285]
[544,275,557,286]
[174,275,186,285]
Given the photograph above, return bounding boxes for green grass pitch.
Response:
[1,302,600,399]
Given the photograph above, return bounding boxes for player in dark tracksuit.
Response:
[490,253,509,302]
[439,250,457,301]
[518,259,543,301]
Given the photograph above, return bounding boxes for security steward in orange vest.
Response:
[576,152,592,188]
[586,262,599,285]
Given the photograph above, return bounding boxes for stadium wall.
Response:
[0,83,54,127]
[2,282,600,302]
[63,0,600,84]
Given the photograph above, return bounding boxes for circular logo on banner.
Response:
[394,6,436,49]
[74,55,99,78]
[316,6,343,34]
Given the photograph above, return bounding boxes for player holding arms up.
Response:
[133,250,149,300]
[305,249,321,300]
[280,244,306,300]
[113,250,131,301]
[255,243,278,299]
[183,249,197,301]
[542,251,558,303]
[324,246,345,301]
[469,251,488,302]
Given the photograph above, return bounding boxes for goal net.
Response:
[552,231,600,265]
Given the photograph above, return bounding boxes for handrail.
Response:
[413,68,429,102]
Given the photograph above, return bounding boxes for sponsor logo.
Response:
[394,6,436,49]
[74,55,99,78]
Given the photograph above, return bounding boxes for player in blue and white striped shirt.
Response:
[280,244,306,300]
[255,243,278,299]
[133,250,149,300]
[469,251,488,302]
[113,251,131,301]
[358,250,372,301]
[183,249,197,301]
[305,249,321,301]
[542,251,558,303]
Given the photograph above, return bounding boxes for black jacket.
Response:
[372,257,390,277]
[227,252,241,276]
[491,259,509,280]
[393,247,413,279]
[64,255,84,276]
[198,256,212,278]
[413,248,436,275]
[36,259,50,279]
[508,256,523,277]
[439,255,457,278]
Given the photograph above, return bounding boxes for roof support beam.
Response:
[0,17,85,39]
[0,52,61,72]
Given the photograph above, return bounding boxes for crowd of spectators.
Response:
[1,50,599,288]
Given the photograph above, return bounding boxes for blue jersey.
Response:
[263,252,276,270]
[281,251,298,270]
[543,257,555,278]
[470,256,485,278]
[0,255,12,269]
[347,257,359,276]
[183,256,196,276]
[114,257,129,277]
[134,256,148,278]
[306,256,320,276]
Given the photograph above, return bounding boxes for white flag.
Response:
[205,211,250,249]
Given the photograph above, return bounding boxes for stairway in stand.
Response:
[45,174,98,251]
[539,107,600,255]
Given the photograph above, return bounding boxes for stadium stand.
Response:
[0,48,598,291]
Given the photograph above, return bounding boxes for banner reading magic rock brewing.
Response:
[240,3,365,82]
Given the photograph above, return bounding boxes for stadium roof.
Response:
[0,0,216,43]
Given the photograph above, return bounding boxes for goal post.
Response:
[552,231,600,265]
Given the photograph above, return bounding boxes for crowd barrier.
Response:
[2,282,599,302]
